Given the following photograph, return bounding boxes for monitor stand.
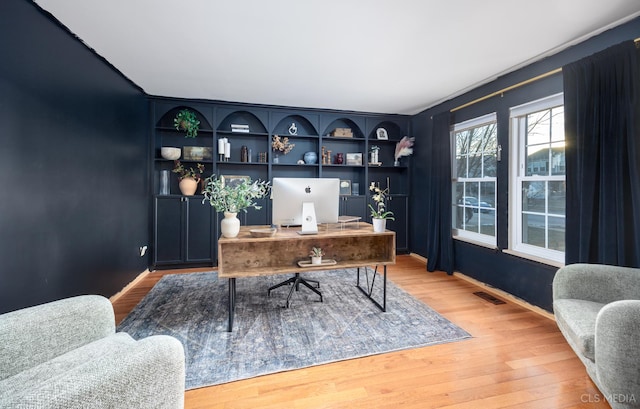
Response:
[297,202,318,235]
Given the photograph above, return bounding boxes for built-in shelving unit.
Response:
[150,98,412,269]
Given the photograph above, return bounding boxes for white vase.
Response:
[311,256,322,265]
[220,212,240,238]
[372,218,386,233]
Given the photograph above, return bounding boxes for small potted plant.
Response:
[172,160,205,196]
[369,182,395,233]
[202,175,270,238]
[271,135,295,163]
[309,247,325,265]
[174,109,200,138]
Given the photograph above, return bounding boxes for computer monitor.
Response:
[271,178,340,231]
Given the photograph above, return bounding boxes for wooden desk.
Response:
[218,223,396,331]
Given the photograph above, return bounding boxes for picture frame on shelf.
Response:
[376,128,388,140]
[220,175,250,188]
[183,146,213,161]
[346,153,363,166]
[340,180,352,196]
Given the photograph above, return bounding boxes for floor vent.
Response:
[473,291,506,305]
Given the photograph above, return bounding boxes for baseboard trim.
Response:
[408,252,555,321]
[109,269,150,304]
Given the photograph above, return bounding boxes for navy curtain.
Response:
[426,111,454,274]
[563,41,640,267]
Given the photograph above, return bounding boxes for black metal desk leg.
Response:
[356,265,387,312]
[228,278,236,332]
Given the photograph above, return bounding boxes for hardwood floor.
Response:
[111,255,609,409]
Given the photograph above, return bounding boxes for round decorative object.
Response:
[178,177,198,196]
[288,122,298,135]
[161,147,181,160]
[303,151,318,164]
[372,218,386,233]
[221,212,240,238]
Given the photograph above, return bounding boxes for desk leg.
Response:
[228,278,236,332]
[356,265,387,312]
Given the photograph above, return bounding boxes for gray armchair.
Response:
[0,295,185,408]
[553,263,640,409]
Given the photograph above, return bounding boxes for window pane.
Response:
[464,183,478,202]
[456,131,469,155]
[550,142,565,176]
[549,181,566,215]
[551,106,564,142]
[526,146,549,176]
[523,181,546,213]
[467,155,482,178]
[456,155,467,178]
[483,153,497,177]
[548,216,565,251]
[527,110,550,145]
[480,181,495,209]
[479,210,496,237]
[522,214,545,247]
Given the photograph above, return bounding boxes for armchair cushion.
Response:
[553,299,604,361]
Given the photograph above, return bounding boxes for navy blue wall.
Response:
[0,0,149,313]
[410,17,640,312]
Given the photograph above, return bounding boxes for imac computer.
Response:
[271,177,340,234]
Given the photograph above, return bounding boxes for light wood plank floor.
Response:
[112,255,609,409]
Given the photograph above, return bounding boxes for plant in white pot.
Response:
[309,247,325,265]
[202,175,270,238]
[172,160,205,196]
[368,182,394,233]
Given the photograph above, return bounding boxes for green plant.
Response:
[174,109,200,138]
[172,160,205,180]
[309,247,325,257]
[202,175,270,213]
[368,183,395,220]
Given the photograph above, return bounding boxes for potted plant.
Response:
[271,135,295,163]
[202,175,270,238]
[174,109,200,138]
[309,247,325,265]
[172,160,205,196]
[368,182,395,233]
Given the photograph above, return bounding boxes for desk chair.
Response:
[268,273,323,308]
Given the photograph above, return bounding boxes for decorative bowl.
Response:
[161,147,181,160]
[249,228,277,238]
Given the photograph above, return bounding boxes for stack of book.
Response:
[231,124,250,133]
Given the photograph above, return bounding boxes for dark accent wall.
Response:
[0,0,149,314]
[410,17,640,312]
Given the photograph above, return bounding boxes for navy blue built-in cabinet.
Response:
[150,97,412,269]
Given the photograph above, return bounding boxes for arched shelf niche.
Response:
[272,114,318,137]
[322,118,364,139]
[217,110,267,134]
[156,105,212,131]
[369,121,403,141]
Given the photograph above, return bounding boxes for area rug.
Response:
[118,268,471,390]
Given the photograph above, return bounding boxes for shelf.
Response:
[155,126,213,134]
[217,161,268,166]
[216,130,269,137]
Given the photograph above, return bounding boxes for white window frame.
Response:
[509,93,565,264]
[451,112,498,247]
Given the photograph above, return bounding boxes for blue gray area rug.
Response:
[118,268,470,390]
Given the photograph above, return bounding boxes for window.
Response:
[452,113,497,246]
[510,94,565,263]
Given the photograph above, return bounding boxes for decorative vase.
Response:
[372,218,386,233]
[179,177,198,196]
[303,151,318,164]
[311,256,322,265]
[273,152,279,164]
[394,159,400,167]
[335,153,344,164]
[220,212,240,238]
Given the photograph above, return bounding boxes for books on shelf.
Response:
[231,124,250,133]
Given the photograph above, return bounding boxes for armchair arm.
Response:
[595,300,640,403]
[0,295,115,380]
[553,263,640,304]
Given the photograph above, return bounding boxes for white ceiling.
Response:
[35,0,640,115]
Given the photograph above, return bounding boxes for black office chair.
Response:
[267,273,323,308]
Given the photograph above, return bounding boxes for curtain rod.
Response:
[451,37,640,113]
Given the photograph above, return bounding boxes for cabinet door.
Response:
[241,197,269,226]
[387,195,408,251]
[340,196,367,220]
[154,197,184,265]
[185,197,215,263]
